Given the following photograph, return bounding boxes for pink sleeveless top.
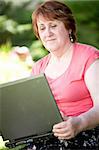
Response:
[32,43,99,116]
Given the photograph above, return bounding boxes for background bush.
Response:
[0,0,99,61]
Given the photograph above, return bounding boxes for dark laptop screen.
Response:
[0,74,62,145]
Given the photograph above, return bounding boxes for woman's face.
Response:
[37,15,70,54]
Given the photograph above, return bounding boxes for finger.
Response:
[55,132,71,139]
[53,121,67,129]
[53,128,71,137]
[57,131,76,140]
[53,127,68,134]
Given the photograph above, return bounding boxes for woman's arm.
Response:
[78,59,99,131]
[53,59,99,140]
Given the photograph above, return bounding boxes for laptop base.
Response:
[6,134,65,150]
[5,133,53,148]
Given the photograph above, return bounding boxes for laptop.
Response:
[0,73,63,147]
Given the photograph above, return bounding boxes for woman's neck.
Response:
[50,43,73,62]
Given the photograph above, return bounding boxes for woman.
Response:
[31,0,99,149]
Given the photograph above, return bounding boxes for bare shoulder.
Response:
[85,59,99,75]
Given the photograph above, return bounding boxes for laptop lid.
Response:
[0,73,62,145]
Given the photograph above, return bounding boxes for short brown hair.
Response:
[32,0,77,42]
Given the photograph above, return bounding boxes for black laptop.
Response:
[0,73,62,147]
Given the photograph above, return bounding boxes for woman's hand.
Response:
[53,116,82,140]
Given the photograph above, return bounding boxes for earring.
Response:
[69,33,74,43]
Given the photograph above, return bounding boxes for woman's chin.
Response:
[45,45,58,52]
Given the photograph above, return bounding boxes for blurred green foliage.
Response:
[0,144,26,150]
[65,0,99,48]
[0,40,12,52]
[0,0,99,62]
[30,40,48,61]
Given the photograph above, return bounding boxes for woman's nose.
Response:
[45,27,53,37]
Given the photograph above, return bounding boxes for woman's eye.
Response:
[51,24,57,28]
[40,26,45,30]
